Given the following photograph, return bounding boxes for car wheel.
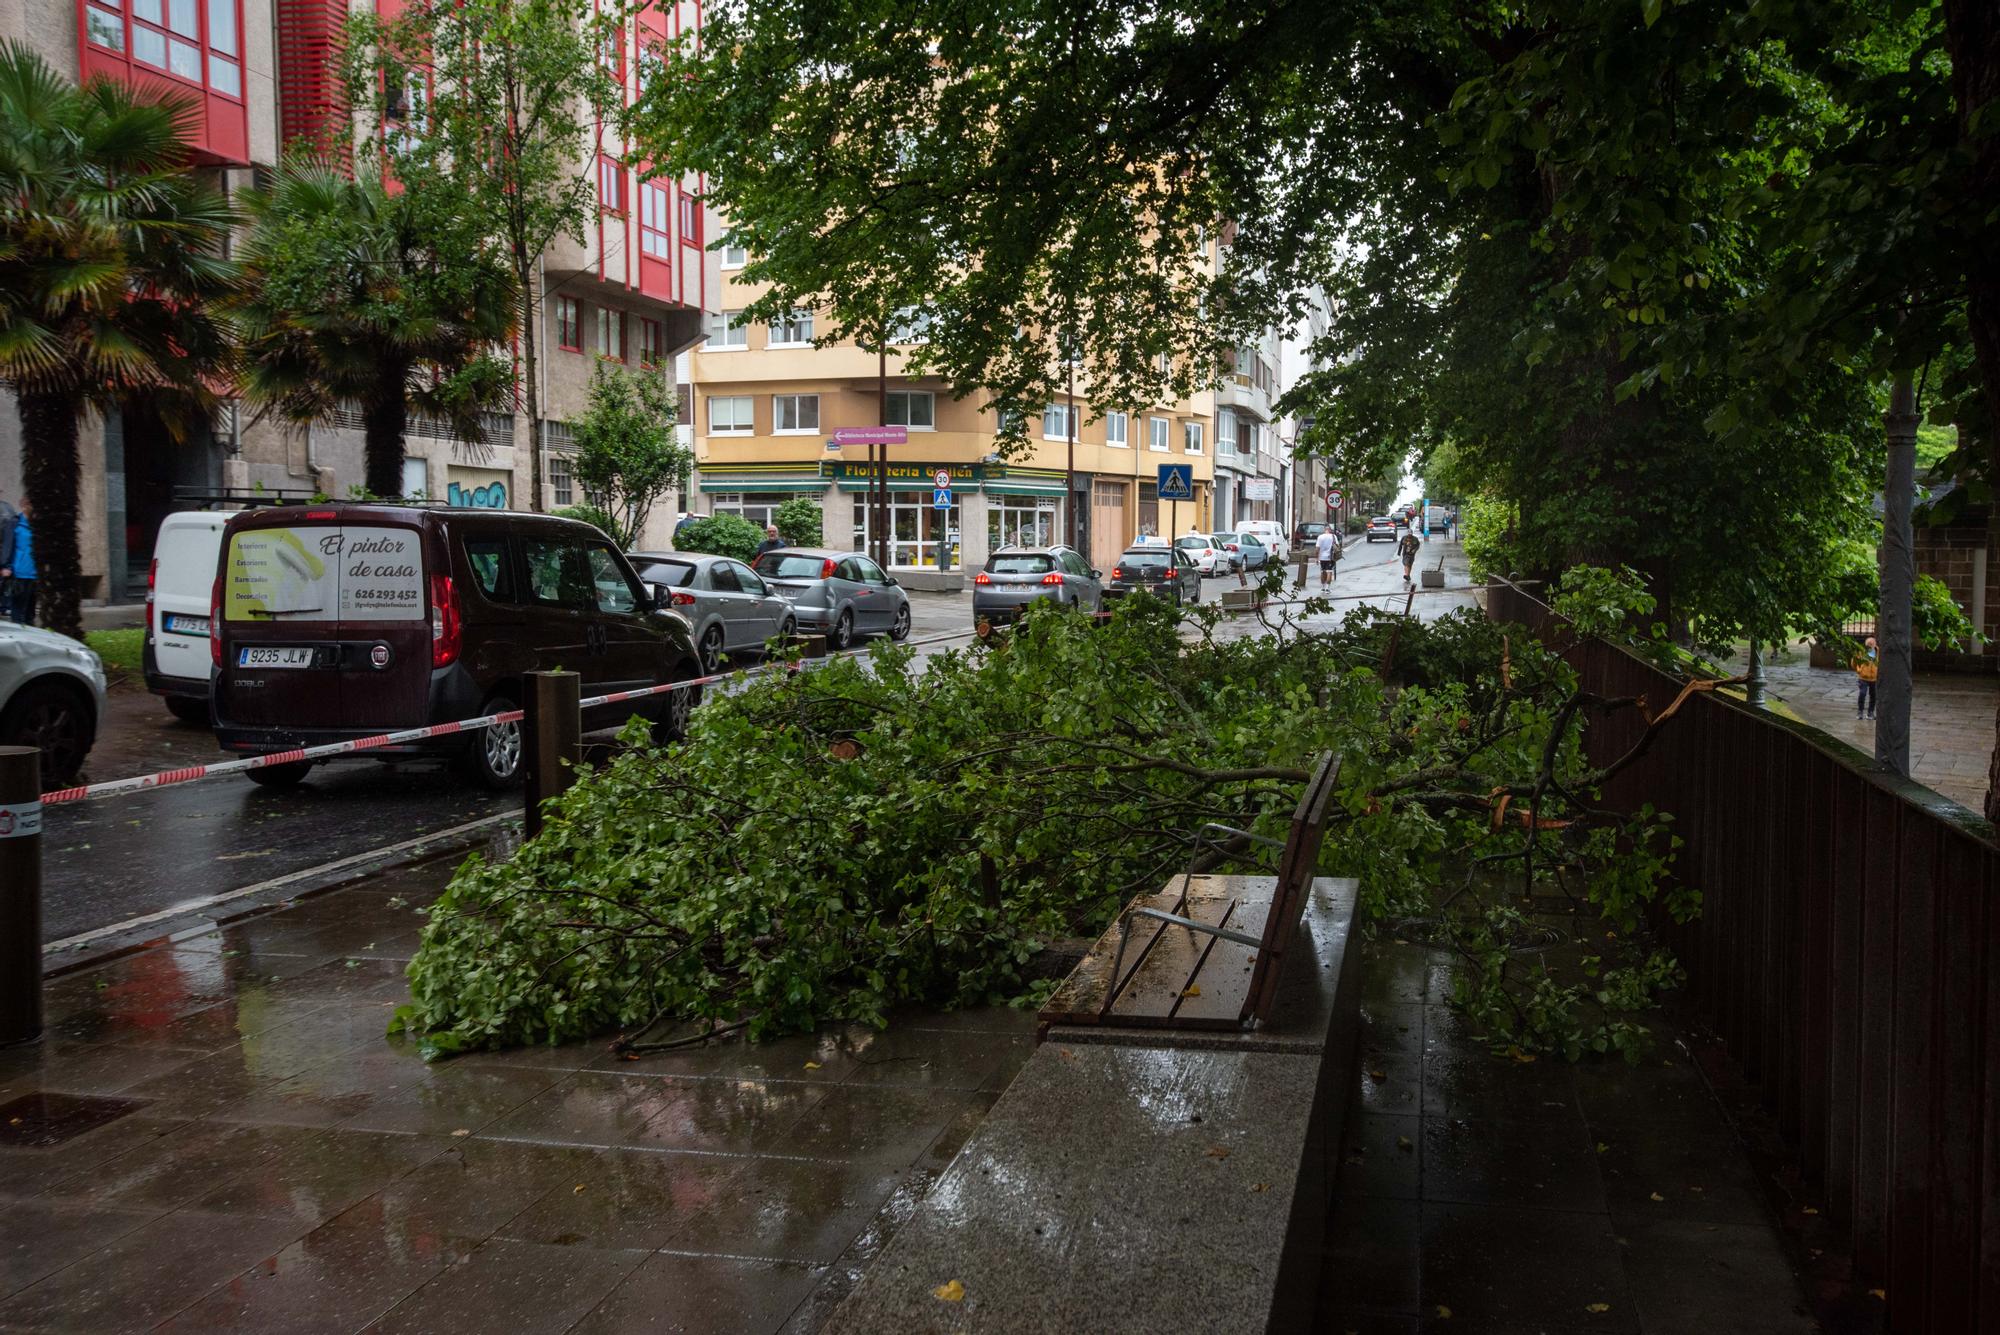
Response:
[699,626,725,674]
[0,680,95,787]
[652,667,700,744]
[778,615,797,641]
[889,603,911,641]
[455,695,523,790]
[245,759,312,790]
[829,608,855,651]
[164,696,210,725]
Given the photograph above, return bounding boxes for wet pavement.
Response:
[2,848,1034,1334]
[1319,936,1825,1334]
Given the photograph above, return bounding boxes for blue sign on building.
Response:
[1156,464,1194,501]
[933,487,954,509]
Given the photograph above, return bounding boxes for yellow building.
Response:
[690,258,1217,581]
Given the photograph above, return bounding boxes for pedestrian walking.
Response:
[1314,526,1340,590]
[2,498,36,625]
[752,524,786,560]
[1397,525,1421,589]
[1853,635,1878,720]
[0,494,17,615]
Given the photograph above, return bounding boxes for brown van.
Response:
[209,504,702,789]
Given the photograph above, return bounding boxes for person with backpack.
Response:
[1314,525,1341,589]
[2,498,35,625]
[1396,524,1421,590]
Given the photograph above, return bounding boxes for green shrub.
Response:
[674,512,764,563]
[552,503,620,540]
[1459,491,1516,584]
[773,497,824,547]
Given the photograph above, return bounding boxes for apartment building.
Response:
[0,0,711,603]
[1213,327,1288,532]
[691,266,1223,578]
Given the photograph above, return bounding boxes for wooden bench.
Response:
[1039,752,1341,1034]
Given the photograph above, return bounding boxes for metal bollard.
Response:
[521,671,581,840]
[0,746,44,1047]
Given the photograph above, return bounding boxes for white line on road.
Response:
[43,811,515,955]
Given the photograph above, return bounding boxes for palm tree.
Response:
[0,44,238,642]
[234,159,519,498]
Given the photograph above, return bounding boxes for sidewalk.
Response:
[1731,648,1997,813]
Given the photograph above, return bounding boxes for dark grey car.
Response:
[972,545,1103,624]
[752,547,912,650]
[1105,545,1201,605]
[630,552,797,672]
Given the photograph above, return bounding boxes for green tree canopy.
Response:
[0,43,236,640]
[568,357,691,548]
[234,158,518,499]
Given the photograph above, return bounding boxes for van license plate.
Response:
[164,614,210,637]
[237,646,314,669]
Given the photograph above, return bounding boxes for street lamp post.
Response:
[1066,348,1077,549]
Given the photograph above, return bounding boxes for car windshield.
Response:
[757,553,829,579]
[1120,551,1169,570]
[1175,536,1206,549]
[990,554,1056,574]
[1211,533,1237,543]
[635,560,695,587]
[1239,535,1266,548]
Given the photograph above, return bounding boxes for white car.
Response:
[0,620,108,786]
[1174,534,1226,574]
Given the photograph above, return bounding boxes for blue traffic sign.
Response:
[932,487,953,509]
[1157,464,1194,501]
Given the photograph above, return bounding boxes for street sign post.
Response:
[832,426,909,446]
[933,488,952,509]
[933,469,951,489]
[1158,464,1193,543]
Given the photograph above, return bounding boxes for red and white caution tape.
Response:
[41,627,979,807]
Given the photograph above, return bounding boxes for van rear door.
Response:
[219,517,429,734]
[151,513,225,684]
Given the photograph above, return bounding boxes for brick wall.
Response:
[1914,508,1999,670]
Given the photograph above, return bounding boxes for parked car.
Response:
[628,552,797,672]
[973,546,1103,624]
[0,620,107,786]
[1365,516,1398,542]
[144,510,227,722]
[1106,545,1202,605]
[210,505,702,791]
[1174,534,1227,575]
[1293,521,1331,548]
[1234,533,1273,570]
[751,548,912,650]
[1236,519,1286,551]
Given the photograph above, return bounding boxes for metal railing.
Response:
[1486,578,1998,1332]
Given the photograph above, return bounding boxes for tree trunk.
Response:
[362,383,410,499]
[1938,0,2000,816]
[16,391,84,643]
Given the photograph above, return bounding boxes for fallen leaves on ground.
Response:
[1649,1192,1665,1202]
[1249,1182,1270,1193]
[933,1279,965,1302]
[1586,1302,1611,1313]
[803,1061,821,1070]
[1182,984,1202,997]
[1205,1146,1231,1160]
[1397,1135,1414,1152]
[1434,1304,1452,1319]
[1368,1068,1388,1082]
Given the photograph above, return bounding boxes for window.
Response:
[711,492,808,530]
[640,183,670,258]
[104,0,243,97]
[1149,416,1170,451]
[987,496,1060,551]
[598,156,625,214]
[1216,409,1237,454]
[769,310,814,346]
[1105,411,1128,447]
[596,307,624,361]
[586,545,640,615]
[891,306,934,343]
[721,244,747,268]
[462,538,515,602]
[549,453,574,507]
[639,319,664,367]
[773,393,819,433]
[885,390,934,429]
[1184,421,1204,454]
[703,309,746,350]
[678,191,699,244]
[522,538,590,609]
[637,44,664,95]
[1042,404,1077,441]
[556,296,581,352]
[707,396,754,435]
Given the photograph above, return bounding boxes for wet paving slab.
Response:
[1317,937,1824,1335]
[0,856,1043,1333]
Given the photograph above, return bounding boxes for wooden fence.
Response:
[1486,579,1998,1332]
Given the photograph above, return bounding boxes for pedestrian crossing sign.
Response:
[1157,464,1194,501]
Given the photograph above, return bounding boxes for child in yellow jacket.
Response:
[1853,635,1878,721]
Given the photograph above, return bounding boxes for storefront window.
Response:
[987,496,1061,551]
[853,494,962,569]
[709,491,808,531]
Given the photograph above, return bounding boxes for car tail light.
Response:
[146,557,158,610]
[1158,568,1177,580]
[209,570,223,669]
[670,590,697,607]
[821,557,839,579]
[973,572,992,586]
[305,510,337,520]
[1041,572,1064,586]
[431,573,461,669]
[1111,567,1124,581]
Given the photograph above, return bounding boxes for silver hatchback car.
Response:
[751,548,912,650]
[972,545,1103,625]
[629,552,798,672]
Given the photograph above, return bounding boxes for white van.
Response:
[1235,519,1287,551]
[144,510,227,721]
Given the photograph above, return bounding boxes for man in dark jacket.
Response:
[0,495,17,615]
[752,524,786,560]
